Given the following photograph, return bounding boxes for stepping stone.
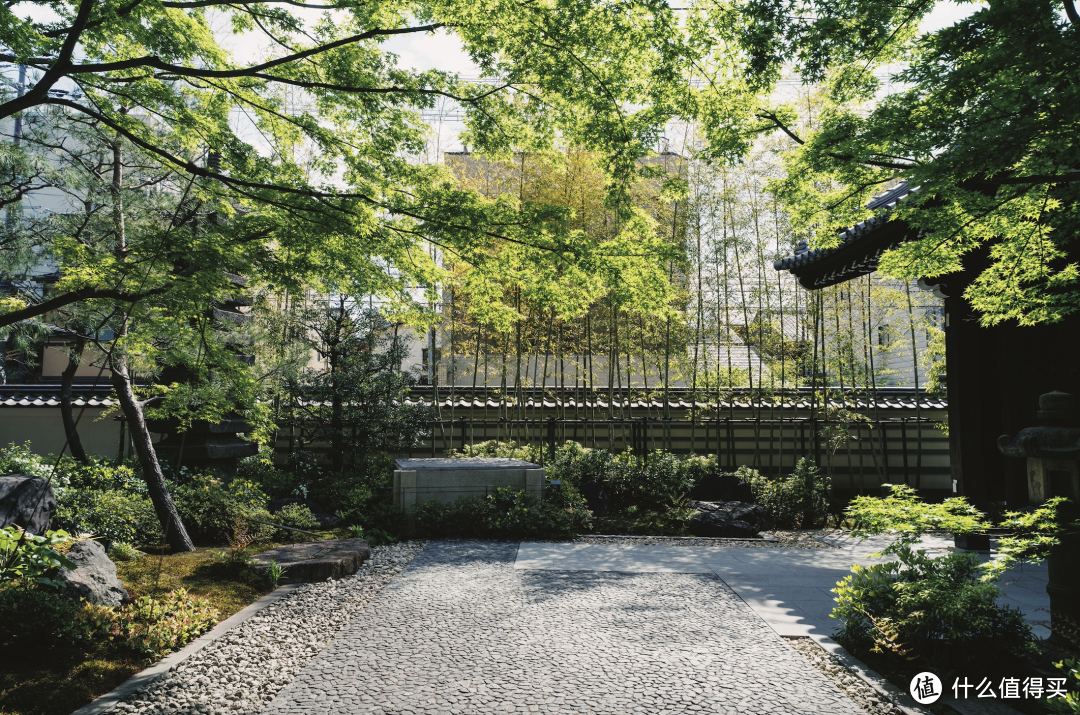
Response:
[252,538,371,583]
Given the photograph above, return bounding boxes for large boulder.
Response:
[250,538,370,583]
[688,500,770,538]
[56,539,130,607]
[268,497,340,527]
[690,473,755,503]
[579,480,611,517]
[0,474,56,535]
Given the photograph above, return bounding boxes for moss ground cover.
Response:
[0,546,274,715]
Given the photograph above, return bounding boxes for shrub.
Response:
[414,487,585,540]
[610,451,695,510]
[271,503,319,541]
[680,454,719,484]
[448,440,542,463]
[0,441,55,479]
[545,442,619,490]
[545,443,705,512]
[171,474,273,544]
[81,587,219,659]
[832,546,1034,671]
[56,457,144,493]
[544,481,593,531]
[54,489,163,546]
[740,459,831,528]
[0,582,81,648]
[845,483,987,538]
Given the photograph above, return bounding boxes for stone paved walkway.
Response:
[266,542,864,715]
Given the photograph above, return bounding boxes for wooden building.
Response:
[774,183,1080,507]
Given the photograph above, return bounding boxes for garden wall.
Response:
[277,388,951,494]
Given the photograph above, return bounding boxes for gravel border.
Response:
[574,530,836,549]
[89,541,425,715]
[69,584,306,715]
[789,637,907,715]
[788,636,937,715]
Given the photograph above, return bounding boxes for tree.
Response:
[0,0,699,333]
[279,299,434,503]
[684,0,1080,326]
[0,2,700,548]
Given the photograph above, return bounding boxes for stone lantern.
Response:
[997,391,1080,505]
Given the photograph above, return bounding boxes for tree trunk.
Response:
[111,353,195,552]
[60,336,89,463]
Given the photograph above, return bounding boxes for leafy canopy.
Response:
[685,0,1080,326]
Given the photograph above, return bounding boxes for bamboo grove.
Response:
[418,141,946,468]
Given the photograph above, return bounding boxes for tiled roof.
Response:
[773,181,917,273]
[0,385,116,407]
[0,385,946,411]
[408,387,946,411]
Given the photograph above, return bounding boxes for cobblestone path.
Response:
[265,542,865,715]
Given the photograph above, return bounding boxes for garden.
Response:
[5,422,1080,714]
[1,0,1079,712]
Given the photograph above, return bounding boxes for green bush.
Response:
[238,453,301,499]
[171,474,272,544]
[56,457,144,493]
[845,483,987,537]
[740,459,831,528]
[0,441,55,479]
[54,489,163,546]
[270,503,319,541]
[414,487,584,540]
[448,440,542,463]
[545,442,619,489]
[680,454,719,484]
[832,546,1034,671]
[0,582,81,648]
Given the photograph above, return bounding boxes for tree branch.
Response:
[0,285,169,329]
[756,111,804,145]
[1064,0,1080,27]
[0,0,96,120]
[40,0,146,38]
[64,24,444,79]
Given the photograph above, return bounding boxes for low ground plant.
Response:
[0,526,75,586]
[0,582,83,648]
[80,588,220,659]
[109,542,145,562]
